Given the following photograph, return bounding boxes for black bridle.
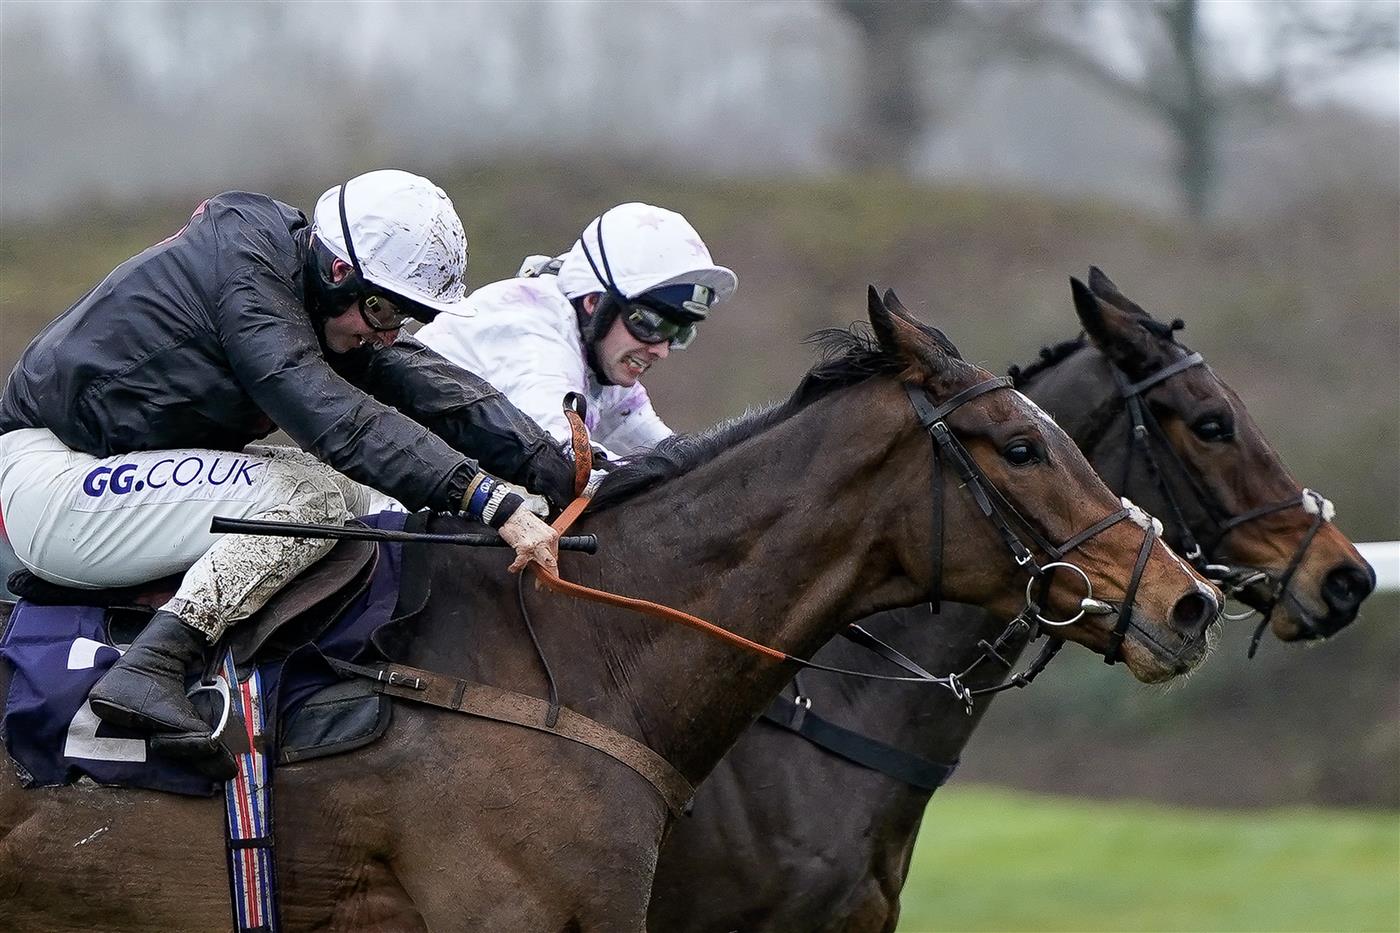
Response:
[903,378,1160,668]
[1110,351,1336,657]
[760,376,1161,707]
[760,376,1169,784]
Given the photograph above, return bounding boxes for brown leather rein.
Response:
[338,384,1141,818]
[533,499,788,662]
[525,397,790,659]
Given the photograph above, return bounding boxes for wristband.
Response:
[486,492,524,529]
[480,484,510,525]
[460,474,497,522]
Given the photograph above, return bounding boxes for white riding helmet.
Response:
[555,203,737,305]
[312,170,470,316]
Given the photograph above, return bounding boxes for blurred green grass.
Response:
[897,786,1400,932]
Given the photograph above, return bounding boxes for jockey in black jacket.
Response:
[0,170,574,778]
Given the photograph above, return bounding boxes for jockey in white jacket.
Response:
[416,203,737,462]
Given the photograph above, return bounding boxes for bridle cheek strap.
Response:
[1113,353,1335,653]
[1241,489,1332,657]
[1101,523,1158,664]
[904,378,1032,611]
[1115,353,1211,564]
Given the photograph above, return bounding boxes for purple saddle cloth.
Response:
[0,511,408,796]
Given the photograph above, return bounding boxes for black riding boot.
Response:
[89,610,237,780]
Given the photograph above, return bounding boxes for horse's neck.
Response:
[567,382,929,783]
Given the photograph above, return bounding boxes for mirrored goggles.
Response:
[621,303,698,350]
[358,292,412,333]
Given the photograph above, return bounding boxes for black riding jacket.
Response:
[0,192,573,512]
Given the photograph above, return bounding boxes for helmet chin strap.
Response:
[303,177,371,324]
[302,232,349,326]
[575,210,629,386]
[575,294,621,386]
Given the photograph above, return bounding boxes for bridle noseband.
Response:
[1111,351,1336,656]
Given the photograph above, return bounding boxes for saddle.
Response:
[0,518,414,796]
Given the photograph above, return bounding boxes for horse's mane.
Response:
[1006,315,1187,389]
[590,324,906,510]
[1007,334,1088,388]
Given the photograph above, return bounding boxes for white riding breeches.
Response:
[0,428,402,640]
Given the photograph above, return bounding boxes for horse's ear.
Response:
[1088,266,1150,318]
[1087,266,1125,305]
[1071,275,1107,332]
[868,285,933,372]
[882,288,917,323]
[882,289,965,361]
[868,284,900,351]
[1072,275,1160,377]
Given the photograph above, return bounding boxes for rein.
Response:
[1108,351,1336,656]
[531,377,1156,704]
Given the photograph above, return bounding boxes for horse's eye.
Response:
[1003,440,1040,466]
[1192,414,1234,442]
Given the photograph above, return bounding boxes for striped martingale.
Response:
[221,651,280,933]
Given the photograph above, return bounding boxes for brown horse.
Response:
[0,289,1219,932]
[646,268,1376,933]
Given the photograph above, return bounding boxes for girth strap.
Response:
[327,658,695,817]
[761,694,958,792]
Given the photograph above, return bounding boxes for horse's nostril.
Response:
[1322,564,1375,613]
[1171,591,1218,635]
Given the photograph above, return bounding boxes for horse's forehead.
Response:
[1009,390,1059,432]
[1185,367,1230,403]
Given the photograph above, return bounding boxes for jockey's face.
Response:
[322,303,400,353]
[588,295,670,386]
[323,259,402,353]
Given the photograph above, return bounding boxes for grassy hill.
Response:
[896,786,1400,932]
[2,162,1396,807]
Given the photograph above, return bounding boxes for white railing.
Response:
[1357,541,1399,595]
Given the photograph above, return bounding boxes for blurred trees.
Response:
[832,0,955,170]
[830,0,1399,217]
[2,1,1394,220]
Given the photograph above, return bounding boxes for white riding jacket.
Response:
[415,274,672,461]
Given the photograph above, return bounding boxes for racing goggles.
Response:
[358,291,415,333]
[620,302,699,350]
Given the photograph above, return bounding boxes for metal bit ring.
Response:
[1025,561,1094,627]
